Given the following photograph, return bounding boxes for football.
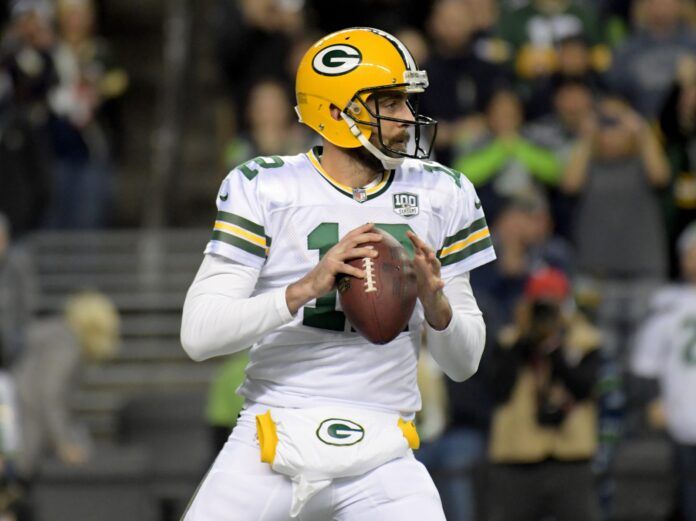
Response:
[337,228,418,344]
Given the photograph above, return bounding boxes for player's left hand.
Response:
[407,231,452,330]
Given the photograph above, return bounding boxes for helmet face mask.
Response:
[295,27,439,169]
[349,86,438,161]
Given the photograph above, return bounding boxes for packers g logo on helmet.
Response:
[312,45,362,76]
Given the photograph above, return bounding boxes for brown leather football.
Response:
[337,228,418,344]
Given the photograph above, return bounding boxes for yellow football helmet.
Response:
[295,27,437,169]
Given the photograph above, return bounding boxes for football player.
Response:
[180,27,496,520]
[631,222,696,521]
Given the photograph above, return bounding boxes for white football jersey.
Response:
[632,285,696,443]
[204,147,496,414]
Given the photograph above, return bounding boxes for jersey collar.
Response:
[306,147,394,203]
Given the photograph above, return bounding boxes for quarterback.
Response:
[180,28,496,520]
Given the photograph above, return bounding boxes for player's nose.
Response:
[396,100,415,124]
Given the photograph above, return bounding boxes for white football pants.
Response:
[182,407,446,521]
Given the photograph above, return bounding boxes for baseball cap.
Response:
[524,267,571,302]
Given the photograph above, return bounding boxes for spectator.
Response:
[608,0,696,119]
[659,55,696,279]
[421,0,510,165]
[562,94,670,516]
[13,291,120,478]
[630,222,696,521]
[497,0,606,81]
[464,0,501,36]
[222,79,312,170]
[563,95,670,316]
[213,0,305,130]
[525,35,607,119]
[525,78,595,237]
[472,192,573,331]
[488,267,601,521]
[471,199,533,331]
[0,1,55,235]
[523,191,575,275]
[45,0,128,228]
[0,214,37,368]
[527,78,595,165]
[453,88,562,220]
[0,0,57,113]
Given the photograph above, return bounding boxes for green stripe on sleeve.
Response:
[211,230,267,258]
[439,236,494,267]
[216,211,265,236]
[439,217,488,252]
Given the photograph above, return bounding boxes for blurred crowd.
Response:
[0,188,121,520]
[1,4,125,517]
[1,0,696,520]
[0,0,127,236]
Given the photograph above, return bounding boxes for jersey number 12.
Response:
[302,223,414,331]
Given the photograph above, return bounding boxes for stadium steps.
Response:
[611,435,676,521]
[26,228,215,442]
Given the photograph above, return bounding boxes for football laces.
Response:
[363,257,377,293]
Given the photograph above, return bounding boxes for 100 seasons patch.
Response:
[392,193,419,217]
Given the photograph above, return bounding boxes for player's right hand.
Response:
[285,223,383,315]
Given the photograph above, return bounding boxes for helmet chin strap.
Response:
[340,112,404,170]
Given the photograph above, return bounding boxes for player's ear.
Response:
[329,104,342,121]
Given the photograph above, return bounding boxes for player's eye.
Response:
[383,97,407,114]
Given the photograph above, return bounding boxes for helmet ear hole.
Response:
[329,104,343,121]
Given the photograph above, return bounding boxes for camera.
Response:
[537,393,568,426]
[528,301,562,345]
[598,113,620,128]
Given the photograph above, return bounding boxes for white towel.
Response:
[258,406,415,517]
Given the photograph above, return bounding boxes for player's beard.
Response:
[347,129,409,173]
[348,144,385,173]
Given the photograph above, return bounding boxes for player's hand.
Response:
[286,223,383,315]
[407,231,452,330]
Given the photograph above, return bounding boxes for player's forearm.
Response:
[426,310,485,382]
[422,292,453,331]
[285,277,318,315]
[425,273,486,382]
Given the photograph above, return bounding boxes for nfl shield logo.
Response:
[352,188,367,203]
[393,193,419,217]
